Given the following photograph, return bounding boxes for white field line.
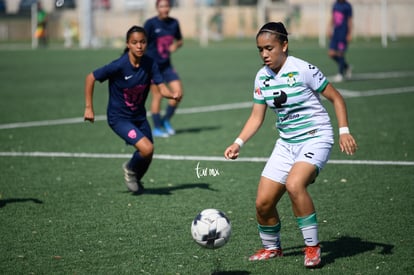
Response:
[350,71,414,80]
[1,83,414,130]
[338,86,414,97]
[0,103,251,130]
[0,151,413,166]
[0,115,106,130]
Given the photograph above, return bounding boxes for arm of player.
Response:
[224,103,267,160]
[84,73,96,123]
[322,83,358,155]
[327,13,334,38]
[157,83,182,102]
[347,16,353,42]
[169,39,183,53]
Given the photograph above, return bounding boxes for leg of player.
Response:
[336,53,347,79]
[329,42,351,82]
[285,162,321,268]
[162,79,183,135]
[328,48,339,63]
[328,49,344,83]
[124,136,154,194]
[249,177,286,261]
[150,84,169,138]
[341,51,352,80]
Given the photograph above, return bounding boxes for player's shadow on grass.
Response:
[0,198,43,208]
[283,235,394,267]
[131,182,217,196]
[175,125,221,135]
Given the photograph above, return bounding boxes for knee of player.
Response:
[285,181,307,198]
[255,199,273,215]
[139,145,154,159]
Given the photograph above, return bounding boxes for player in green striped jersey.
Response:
[224,22,357,267]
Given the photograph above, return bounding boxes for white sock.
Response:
[259,231,281,250]
[258,223,282,250]
[301,225,319,246]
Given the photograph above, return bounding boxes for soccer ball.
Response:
[191,208,231,249]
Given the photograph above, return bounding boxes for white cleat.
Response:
[122,161,139,192]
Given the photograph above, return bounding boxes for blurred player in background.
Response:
[224,22,357,267]
[35,2,48,48]
[84,26,181,194]
[328,0,353,82]
[144,0,184,137]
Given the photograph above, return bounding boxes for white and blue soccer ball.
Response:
[191,208,231,249]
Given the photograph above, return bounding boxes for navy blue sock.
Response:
[337,56,347,75]
[135,159,151,182]
[163,105,177,121]
[152,113,163,128]
[128,151,151,182]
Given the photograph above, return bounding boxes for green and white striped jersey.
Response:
[253,56,333,143]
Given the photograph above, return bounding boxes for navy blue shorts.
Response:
[329,35,348,52]
[109,119,153,146]
[160,65,180,83]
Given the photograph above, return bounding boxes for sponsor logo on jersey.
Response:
[280,113,299,122]
[263,77,271,87]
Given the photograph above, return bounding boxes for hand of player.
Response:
[169,44,177,53]
[84,107,95,123]
[172,91,182,102]
[346,33,352,43]
[224,144,240,160]
[339,133,357,155]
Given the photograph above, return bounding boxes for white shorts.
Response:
[261,137,333,184]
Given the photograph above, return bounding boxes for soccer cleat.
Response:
[345,65,353,79]
[135,181,145,195]
[331,73,344,83]
[248,249,283,261]
[303,244,321,267]
[163,120,176,135]
[122,161,139,193]
[152,127,169,138]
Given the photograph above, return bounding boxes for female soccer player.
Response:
[144,0,184,137]
[328,0,353,82]
[84,26,181,194]
[224,22,357,267]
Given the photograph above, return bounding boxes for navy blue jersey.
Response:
[332,1,352,39]
[93,53,164,124]
[144,16,182,70]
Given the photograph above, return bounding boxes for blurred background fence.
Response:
[0,0,413,48]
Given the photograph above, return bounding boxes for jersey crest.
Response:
[286,72,297,87]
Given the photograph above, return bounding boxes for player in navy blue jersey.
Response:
[328,0,353,82]
[144,0,184,137]
[84,25,181,194]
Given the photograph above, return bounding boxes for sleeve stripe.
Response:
[316,79,329,93]
[253,98,266,104]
